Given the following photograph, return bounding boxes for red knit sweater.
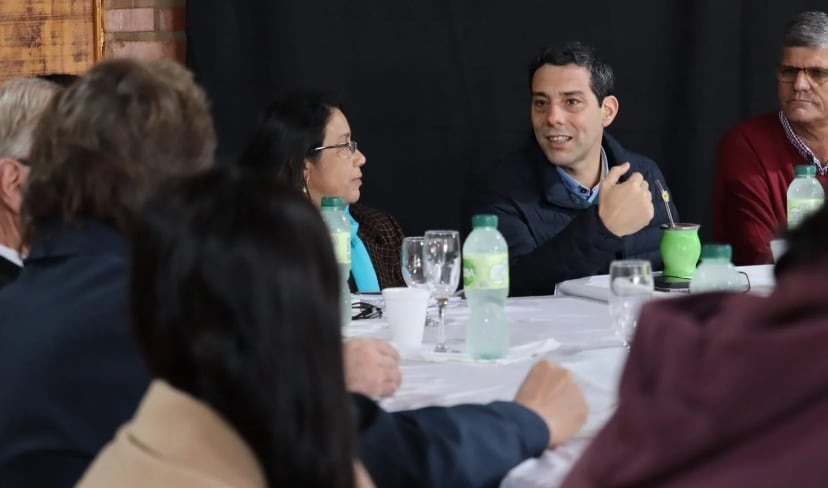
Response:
[713,111,828,265]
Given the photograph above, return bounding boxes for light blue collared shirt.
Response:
[555,147,609,204]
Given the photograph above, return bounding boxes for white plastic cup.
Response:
[382,287,429,350]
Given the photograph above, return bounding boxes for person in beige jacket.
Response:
[78,168,374,488]
[77,380,267,488]
[77,381,374,488]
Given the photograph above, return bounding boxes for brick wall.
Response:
[0,0,186,80]
[103,0,186,62]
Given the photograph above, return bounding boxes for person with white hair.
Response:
[0,77,61,288]
[714,11,828,265]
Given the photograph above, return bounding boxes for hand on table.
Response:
[343,338,402,398]
[598,162,655,237]
[513,360,588,447]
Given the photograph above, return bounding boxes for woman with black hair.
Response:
[238,93,405,292]
[78,169,372,487]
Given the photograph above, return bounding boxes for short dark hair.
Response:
[528,42,615,104]
[130,167,356,487]
[23,59,216,242]
[237,92,342,192]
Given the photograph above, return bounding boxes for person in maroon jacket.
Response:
[563,202,828,487]
[713,11,828,265]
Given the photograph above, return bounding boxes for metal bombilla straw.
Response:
[655,180,676,228]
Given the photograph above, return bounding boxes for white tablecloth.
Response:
[346,296,626,487]
[555,264,776,302]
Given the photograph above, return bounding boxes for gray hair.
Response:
[782,11,828,48]
[0,78,60,161]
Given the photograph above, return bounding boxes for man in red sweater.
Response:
[714,11,828,265]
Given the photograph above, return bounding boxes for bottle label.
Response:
[787,198,824,229]
[463,252,508,289]
[331,231,351,264]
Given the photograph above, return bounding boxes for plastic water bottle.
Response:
[463,214,509,359]
[689,244,744,294]
[787,164,824,230]
[321,196,351,327]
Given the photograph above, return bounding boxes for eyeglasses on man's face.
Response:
[311,140,359,159]
[776,65,828,86]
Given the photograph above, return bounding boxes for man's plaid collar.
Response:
[778,110,827,175]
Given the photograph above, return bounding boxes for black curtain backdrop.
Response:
[187,1,826,240]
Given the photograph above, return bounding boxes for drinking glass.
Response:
[401,236,427,287]
[423,230,461,353]
[400,237,438,327]
[608,260,654,350]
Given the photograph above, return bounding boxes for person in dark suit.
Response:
[0,58,217,487]
[0,77,62,289]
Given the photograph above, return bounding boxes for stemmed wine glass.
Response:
[608,259,654,350]
[400,237,438,327]
[423,230,461,353]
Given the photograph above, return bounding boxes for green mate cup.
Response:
[659,223,701,279]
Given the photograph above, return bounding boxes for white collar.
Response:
[0,244,22,267]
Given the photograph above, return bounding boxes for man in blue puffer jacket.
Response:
[478,42,679,296]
